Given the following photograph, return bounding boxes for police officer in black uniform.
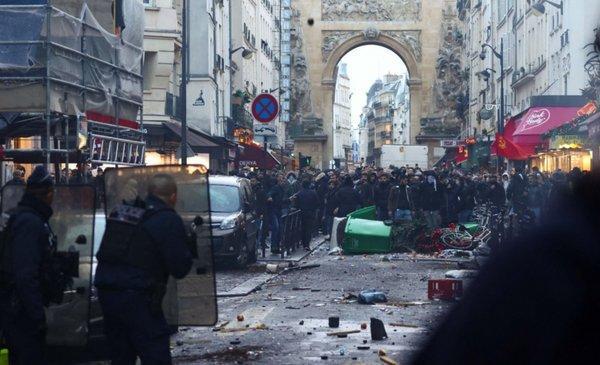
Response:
[95,173,193,365]
[0,165,55,365]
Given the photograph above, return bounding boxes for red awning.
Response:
[512,106,581,145]
[236,143,280,170]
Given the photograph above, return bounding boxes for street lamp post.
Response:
[480,38,505,171]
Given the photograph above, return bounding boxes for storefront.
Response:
[235,142,280,170]
[491,96,588,163]
[531,134,592,172]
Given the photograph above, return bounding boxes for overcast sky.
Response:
[339,45,408,129]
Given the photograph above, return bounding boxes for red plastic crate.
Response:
[428,279,463,301]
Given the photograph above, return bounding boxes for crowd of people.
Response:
[236,163,589,253]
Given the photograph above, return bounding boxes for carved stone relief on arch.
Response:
[321,0,422,22]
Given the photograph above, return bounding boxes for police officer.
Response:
[95,174,193,365]
[0,165,55,365]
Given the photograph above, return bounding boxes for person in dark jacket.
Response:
[457,177,476,223]
[265,174,285,254]
[334,176,361,217]
[374,173,392,220]
[295,180,320,250]
[0,165,55,365]
[412,171,600,365]
[526,174,546,224]
[323,180,339,238]
[95,174,192,365]
[419,173,443,230]
[487,175,506,208]
[388,175,413,221]
[5,165,25,186]
[507,168,528,212]
[357,173,375,207]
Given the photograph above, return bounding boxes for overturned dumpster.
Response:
[342,206,392,254]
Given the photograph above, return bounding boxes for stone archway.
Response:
[290,0,461,169]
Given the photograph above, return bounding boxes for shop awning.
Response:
[236,143,280,169]
[163,122,219,149]
[512,106,583,146]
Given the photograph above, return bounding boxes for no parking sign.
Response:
[251,93,279,124]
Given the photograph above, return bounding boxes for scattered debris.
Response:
[326,330,361,337]
[236,315,244,322]
[358,290,388,304]
[439,249,474,259]
[282,264,321,274]
[386,301,429,308]
[213,320,230,332]
[285,306,300,310]
[321,355,328,360]
[230,340,241,345]
[380,355,398,365]
[389,322,419,328]
[175,340,183,346]
[361,323,368,330]
[381,255,391,262]
[444,269,478,279]
[328,247,343,255]
[357,346,370,350]
[337,334,348,338]
[193,346,263,363]
[292,287,311,291]
[299,320,304,325]
[370,318,388,341]
[328,316,340,328]
[378,349,387,356]
[266,264,279,273]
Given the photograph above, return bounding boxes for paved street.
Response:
[171,241,461,364]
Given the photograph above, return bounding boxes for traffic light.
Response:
[299,153,311,169]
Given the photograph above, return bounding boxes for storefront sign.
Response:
[440,139,458,147]
[238,160,258,167]
[522,108,551,131]
[549,134,585,150]
[577,101,597,116]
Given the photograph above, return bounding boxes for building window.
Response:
[143,0,155,6]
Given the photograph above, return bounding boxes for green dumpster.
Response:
[342,206,392,254]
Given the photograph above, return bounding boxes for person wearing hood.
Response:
[374,173,392,220]
[0,166,55,364]
[419,173,443,230]
[334,176,361,217]
[357,172,375,207]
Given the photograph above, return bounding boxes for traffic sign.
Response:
[252,93,279,124]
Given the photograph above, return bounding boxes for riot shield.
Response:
[1,185,96,347]
[102,165,217,326]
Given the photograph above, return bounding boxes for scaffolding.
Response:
[0,0,145,167]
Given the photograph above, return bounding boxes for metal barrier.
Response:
[280,209,302,258]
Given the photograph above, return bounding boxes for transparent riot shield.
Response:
[102,165,217,326]
[1,185,96,347]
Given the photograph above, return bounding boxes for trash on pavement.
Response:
[266,264,279,273]
[444,269,479,279]
[236,314,244,322]
[281,264,320,274]
[326,329,361,337]
[428,279,463,301]
[328,316,340,328]
[370,318,388,341]
[361,323,367,330]
[328,247,343,255]
[380,355,398,365]
[358,290,388,304]
[438,249,475,259]
[389,322,419,328]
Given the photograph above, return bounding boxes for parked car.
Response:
[208,175,259,267]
